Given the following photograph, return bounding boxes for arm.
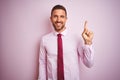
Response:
[79,21,94,68]
[81,45,94,68]
[38,38,47,80]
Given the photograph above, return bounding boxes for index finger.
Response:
[84,20,88,29]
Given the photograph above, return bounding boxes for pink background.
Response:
[0,0,120,80]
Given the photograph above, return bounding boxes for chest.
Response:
[44,36,78,56]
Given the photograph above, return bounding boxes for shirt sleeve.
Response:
[78,42,94,68]
[38,38,47,80]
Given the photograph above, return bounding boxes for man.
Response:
[38,5,94,80]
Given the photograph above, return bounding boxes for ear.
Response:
[50,16,52,21]
[65,16,68,20]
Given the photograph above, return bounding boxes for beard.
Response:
[52,21,65,32]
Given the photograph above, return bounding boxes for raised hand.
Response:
[82,21,94,45]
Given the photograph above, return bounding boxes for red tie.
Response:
[57,34,64,80]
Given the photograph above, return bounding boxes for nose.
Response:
[57,17,61,22]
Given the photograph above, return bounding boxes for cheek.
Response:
[63,19,67,23]
[52,19,57,23]
[51,20,55,24]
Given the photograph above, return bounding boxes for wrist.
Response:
[84,41,92,45]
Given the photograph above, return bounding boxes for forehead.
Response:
[52,9,66,15]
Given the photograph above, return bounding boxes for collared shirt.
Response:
[38,29,94,80]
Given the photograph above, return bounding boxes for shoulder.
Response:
[40,32,55,42]
[42,32,53,39]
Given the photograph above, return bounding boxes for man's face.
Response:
[50,9,67,32]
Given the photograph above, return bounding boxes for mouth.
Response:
[56,23,62,26]
[55,22,63,26]
[53,22,65,31]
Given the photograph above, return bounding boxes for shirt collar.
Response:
[53,28,68,36]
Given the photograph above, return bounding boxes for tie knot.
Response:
[57,34,62,37]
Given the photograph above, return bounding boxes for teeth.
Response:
[57,23,61,26]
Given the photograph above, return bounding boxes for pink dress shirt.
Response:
[38,29,94,80]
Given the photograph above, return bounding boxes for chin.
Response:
[56,27,62,30]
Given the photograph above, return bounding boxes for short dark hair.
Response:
[51,5,67,16]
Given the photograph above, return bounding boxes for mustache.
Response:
[55,21,63,24]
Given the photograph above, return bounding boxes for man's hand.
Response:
[82,21,94,45]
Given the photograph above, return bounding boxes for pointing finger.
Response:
[84,20,88,30]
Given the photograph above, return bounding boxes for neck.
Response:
[57,27,66,33]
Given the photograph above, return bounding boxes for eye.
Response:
[53,15,58,18]
[61,15,65,18]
